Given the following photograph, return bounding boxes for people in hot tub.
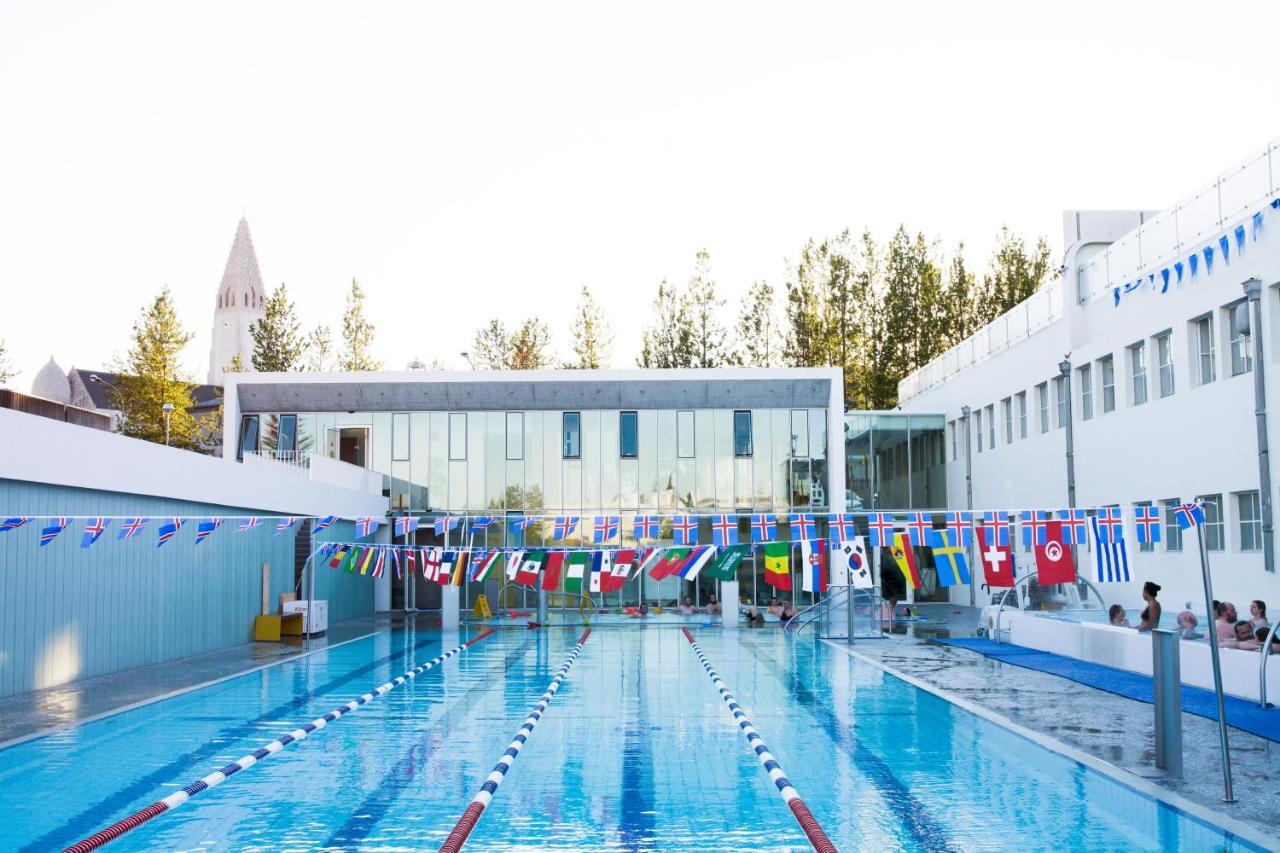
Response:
[1108,605,1131,628]
[1215,601,1239,642]
[1136,581,1162,632]
[1249,600,1269,632]
[1225,620,1262,650]
[1175,610,1202,640]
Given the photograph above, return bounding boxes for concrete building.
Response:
[208,217,266,384]
[898,138,1280,613]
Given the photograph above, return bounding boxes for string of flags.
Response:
[1111,198,1279,309]
[1,504,1207,591]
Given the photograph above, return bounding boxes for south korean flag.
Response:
[833,536,872,588]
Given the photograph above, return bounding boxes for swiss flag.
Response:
[1034,520,1075,584]
[976,527,1015,587]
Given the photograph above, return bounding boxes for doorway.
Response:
[338,427,368,467]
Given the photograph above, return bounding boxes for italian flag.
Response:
[565,551,590,593]
[762,542,792,590]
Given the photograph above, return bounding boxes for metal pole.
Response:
[961,406,973,607]
[1244,278,1274,574]
[1196,524,1235,802]
[1151,628,1183,775]
[306,526,316,650]
[1060,358,1078,578]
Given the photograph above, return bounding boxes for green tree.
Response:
[510,317,553,369]
[338,278,382,371]
[567,286,611,369]
[112,288,201,447]
[250,283,305,372]
[304,325,335,372]
[683,250,733,368]
[469,319,513,369]
[735,280,781,367]
[974,226,1053,322]
[0,339,15,385]
[223,353,247,373]
[637,280,692,368]
[938,243,980,346]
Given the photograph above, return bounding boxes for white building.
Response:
[208,217,266,383]
[899,139,1280,614]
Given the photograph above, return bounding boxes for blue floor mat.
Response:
[933,636,1280,743]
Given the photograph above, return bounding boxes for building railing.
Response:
[242,450,311,478]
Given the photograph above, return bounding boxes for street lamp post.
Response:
[1243,278,1274,574]
[960,405,974,607]
[162,402,175,446]
[1060,357,1077,575]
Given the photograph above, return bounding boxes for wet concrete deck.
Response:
[831,603,1280,846]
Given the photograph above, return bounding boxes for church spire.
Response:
[208,217,267,383]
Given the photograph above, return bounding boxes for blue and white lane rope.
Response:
[64,629,496,853]
[439,628,592,853]
[681,628,838,853]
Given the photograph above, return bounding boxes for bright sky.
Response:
[2,1,1278,384]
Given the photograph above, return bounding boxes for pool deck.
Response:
[835,603,1280,846]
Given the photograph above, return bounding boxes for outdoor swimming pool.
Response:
[0,624,1264,851]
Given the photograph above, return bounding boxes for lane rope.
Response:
[438,628,592,853]
[681,628,838,853]
[63,629,496,853]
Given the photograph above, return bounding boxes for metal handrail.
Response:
[991,572,1107,644]
[787,588,845,631]
[1259,616,1280,708]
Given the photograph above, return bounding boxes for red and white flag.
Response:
[1034,521,1074,585]
[608,549,634,591]
[542,552,565,591]
[976,527,1015,587]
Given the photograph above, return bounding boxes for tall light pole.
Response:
[1243,278,1274,573]
[162,402,175,446]
[961,405,974,607]
[1060,357,1077,576]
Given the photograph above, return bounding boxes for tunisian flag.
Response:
[1035,521,1075,584]
[975,527,1015,588]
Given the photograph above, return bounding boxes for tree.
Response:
[683,250,733,368]
[637,280,692,368]
[974,227,1053,322]
[938,243,980,347]
[338,278,382,371]
[470,319,514,369]
[567,286,611,369]
[112,287,201,447]
[735,280,781,367]
[304,325,336,372]
[250,283,305,372]
[510,318,553,369]
[223,353,247,373]
[0,339,15,385]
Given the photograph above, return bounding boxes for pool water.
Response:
[0,625,1262,851]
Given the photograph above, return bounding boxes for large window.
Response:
[677,410,695,458]
[1053,376,1067,429]
[448,412,467,460]
[277,414,298,457]
[391,413,408,461]
[1128,342,1147,406]
[1194,315,1215,385]
[237,414,260,460]
[1079,364,1093,421]
[1036,382,1049,434]
[1156,331,1174,398]
[975,407,983,452]
[1017,391,1028,438]
[733,410,752,457]
[1237,490,1262,551]
[1002,397,1013,444]
[562,411,581,459]
[1229,301,1252,376]
[1100,355,1116,413]
[1161,498,1183,552]
[620,411,638,458]
[506,412,524,460]
[790,409,810,457]
[1198,493,1224,552]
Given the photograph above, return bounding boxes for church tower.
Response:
[208,217,266,383]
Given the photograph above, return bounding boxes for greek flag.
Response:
[1090,515,1129,583]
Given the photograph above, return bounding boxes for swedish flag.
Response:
[927,529,971,587]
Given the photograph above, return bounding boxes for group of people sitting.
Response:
[1107,586,1277,652]
[737,597,798,625]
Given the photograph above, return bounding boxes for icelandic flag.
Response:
[195,518,223,545]
[750,514,777,543]
[156,518,183,548]
[355,517,381,538]
[943,511,973,547]
[1133,505,1161,544]
[671,515,697,545]
[866,513,896,548]
[511,516,540,532]
[394,516,420,537]
[552,517,578,540]
[710,514,738,546]
[433,516,460,536]
[904,512,931,548]
[39,518,69,547]
[593,516,619,543]
[1061,509,1087,545]
[800,539,828,593]
[314,515,339,532]
[1174,502,1206,529]
[633,515,659,540]
[827,514,857,543]
[470,516,496,534]
[275,517,298,535]
[238,517,262,532]
[1090,515,1130,583]
[81,518,108,549]
[1,516,32,532]
[1021,511,1050,547]
[1095,507,1124,543]
[980,511,1011,546]
[789,513,817,542]
[117,517,148,540]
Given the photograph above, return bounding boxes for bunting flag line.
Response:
[275,517,298,535]
[355,517,380,538]
[1,516,32,532]
[1174,502,1205,529]
[552,517,578,540]
[118,517,147,540]
[944,511,973,547]
[789,513,817,542]
[750,514,777,543]
[633,515,659,540]
[394,516,419,537]
[827,514,857,543]
[905,512,932,547]
[39,517,68,547]
[1095,507,1124,543]
[81,518,108,549]
[156,518,183,548]
[314,515,338,532]
[1060,509,1087,546]
[434,516,460,536]
[980,511,1010,546]
[195,518,223,545]
[238,517,262,532]
[593,515,619,543]
[710,514,738,546]
[867,513,895,548]
[671,515,697,545]
[1133,505,1162,544]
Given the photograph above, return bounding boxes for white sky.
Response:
[2,1,1278,384]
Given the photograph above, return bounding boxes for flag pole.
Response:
[1195,523,1235,802]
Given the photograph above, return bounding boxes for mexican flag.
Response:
[565,551,591,593]
[762,542,792,590]
[704,544,747,580]
[515,550,546,587]
[607,549,634,591]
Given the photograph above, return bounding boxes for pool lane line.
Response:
[681,628,838,853]
[438,628,592,853]
[62,629,496,853]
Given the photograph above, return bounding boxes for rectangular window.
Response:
[237,414,260,461]
[1079,364,1093,421]
[1002,398,1013,444]
[1128,342,1147,406]
[562,411,581,459]
[790,409,809,458]
[1198,493,1224,552]
[1054,376,1067,429]
[1161,498,1183,552]
[276,414,298,457]
[391,413,409,461]
[1237,490,1262,551]
[619,411,638,459]
[948,420,957,461]
[1036,382,1049,434]
[733,410,752,457]
[1156,331,1174,398]
[1194,315,1216,385]
[975,408,983,453]
[985,404,995,448]
[1100,355,1116,413]
[1135,500,1155,553]
[1017,392,1028,438]
[1229,301,1252,376]
[448,412,467,460]
[677,410,695,458]
[506,412,524,460]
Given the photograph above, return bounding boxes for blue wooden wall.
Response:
[0,480,375,698]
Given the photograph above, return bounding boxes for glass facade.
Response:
[843,412,945,510]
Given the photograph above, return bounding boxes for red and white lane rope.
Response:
[438,628,592,853]
[63,629,496,853]
[681,628,838,853]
